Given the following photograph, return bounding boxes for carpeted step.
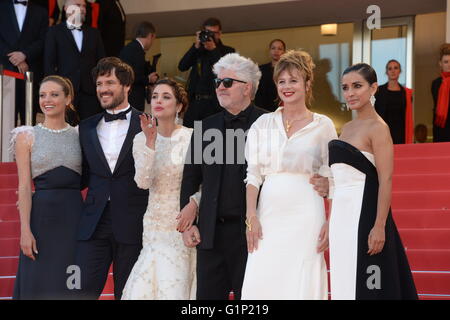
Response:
[0,163,17,175]
[0,257,18,277]
[399,228,450,250]
[394,142,450,158]
[0,174,18,189]
[412,271,450,295]
[394,157,450,174]
[406,249,450,271]
[393,174,450,191]
[0,239,19,257]
[393,209,450,228]
[0,205,18,222]
[392,190,450,210]
[0,189,17,205]
[0,221,20,239]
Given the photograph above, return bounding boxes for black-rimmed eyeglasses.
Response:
[214,77,247,89]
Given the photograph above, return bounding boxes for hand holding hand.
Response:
[148,72,159,85]
[176,200,197,233]
[8,52,26,66]
[310,174,329,198]
[17,61,29,74]
[182,225,201,248]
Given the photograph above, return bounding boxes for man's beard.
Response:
[99,90,126,110]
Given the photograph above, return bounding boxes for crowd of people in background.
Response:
[3,0,449,301]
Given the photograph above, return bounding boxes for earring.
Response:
[175,112,179,124]
[346,103,350,111]
[370,95,376,106]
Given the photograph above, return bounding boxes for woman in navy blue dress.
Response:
[11,76,82,299]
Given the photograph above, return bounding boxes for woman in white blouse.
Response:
[122,79,199,300]
[241,50,337,299]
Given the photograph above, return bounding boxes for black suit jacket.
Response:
[44,22,105,95]
[119,39,150,111]
[78,108,149,244]
[0,0,47,74]
[180,104,267,249]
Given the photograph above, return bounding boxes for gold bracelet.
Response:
[245,215,257,232]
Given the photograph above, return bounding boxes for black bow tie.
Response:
[67,24,82,31]
[224,112,248,125]
[14,0,27,6]
[104,108,131,122]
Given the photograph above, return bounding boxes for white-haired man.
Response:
[180,53,267,299]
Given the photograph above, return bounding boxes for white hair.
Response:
[213,53,262,99]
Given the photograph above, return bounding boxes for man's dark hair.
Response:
[92,57,135,87]
[202,17,222,30]
[135,21,156,38]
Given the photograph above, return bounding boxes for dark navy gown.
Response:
[11,125,82,300]
[328,139,417,300]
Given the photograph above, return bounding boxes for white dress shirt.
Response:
[66,21,83,52]
[13,1,28,32]
[97,105,131,173]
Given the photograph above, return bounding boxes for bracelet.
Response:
[245,215,257,232]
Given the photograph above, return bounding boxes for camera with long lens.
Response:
[199,30,215,43]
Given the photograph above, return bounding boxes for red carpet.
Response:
[1,142,450,300]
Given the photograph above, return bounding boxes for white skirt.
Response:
[241,173,328,300]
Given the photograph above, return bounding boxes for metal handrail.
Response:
[25,71,33,126]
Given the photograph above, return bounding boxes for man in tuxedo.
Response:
[76,57,148,300]
[0,0,48,125]
[119,21,158,112]
[178,17,235,128]
[180,53,266,300]
[44,0,105,122]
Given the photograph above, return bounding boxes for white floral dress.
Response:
[122,126,198,300]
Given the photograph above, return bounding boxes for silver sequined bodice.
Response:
[31,126,82,179]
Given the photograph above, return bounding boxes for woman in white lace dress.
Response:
[122,79,199,300]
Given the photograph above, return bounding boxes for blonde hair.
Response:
[273,50,316,108]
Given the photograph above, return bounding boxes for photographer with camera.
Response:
[178,17,235,127]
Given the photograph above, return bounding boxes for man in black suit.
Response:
[120,21,158,112]
[180,53,266,300]
[178,17,235,128]
[76,57,148,300]
[44,0,105,122]
[0,0,47,125]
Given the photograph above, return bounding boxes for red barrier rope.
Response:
[2,70,25,80]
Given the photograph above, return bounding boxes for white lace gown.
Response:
[241,109,337,300]
[121,126,197,300]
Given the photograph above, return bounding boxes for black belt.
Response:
[195,94,213,100]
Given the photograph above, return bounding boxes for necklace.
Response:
[284,113,312,133]
[38,123,71,133]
